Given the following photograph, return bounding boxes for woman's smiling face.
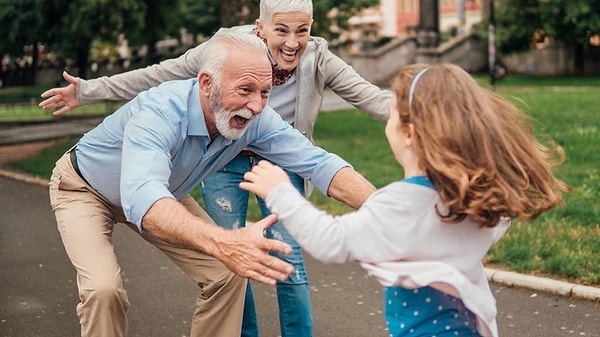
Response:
[256,11,312,71]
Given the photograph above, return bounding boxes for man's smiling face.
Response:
[210,48,272,140]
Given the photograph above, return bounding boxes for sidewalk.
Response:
[1,173,599,337]
[0,116,104,164]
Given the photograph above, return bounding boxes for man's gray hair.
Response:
[199,28,269,86]
[259,0,313,26]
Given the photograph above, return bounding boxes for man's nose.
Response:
[247,93,265,114]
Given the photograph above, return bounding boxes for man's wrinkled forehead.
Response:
[223,49,272,85]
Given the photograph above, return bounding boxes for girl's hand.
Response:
[240,160,290,199]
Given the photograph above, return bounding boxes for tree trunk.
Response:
[220,0,259,27]
[76,45,89,79]
[145,0,162,64]
[573,42,585,77]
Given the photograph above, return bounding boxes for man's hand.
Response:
[143,198,293,286]
[212,214,293,285]
[39,71,79,116]
[240,160,290,200]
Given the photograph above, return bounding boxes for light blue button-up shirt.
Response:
[75,78,350,229]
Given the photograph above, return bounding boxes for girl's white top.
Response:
[265,181,510,337]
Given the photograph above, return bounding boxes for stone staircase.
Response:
[337,32,488,86]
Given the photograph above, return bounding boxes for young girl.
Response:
[240,63,570,337]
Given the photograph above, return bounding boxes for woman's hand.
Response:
[39,71,79,116]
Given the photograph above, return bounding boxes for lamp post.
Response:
[488,0,496,88]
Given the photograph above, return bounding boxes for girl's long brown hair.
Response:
[392,64,570,227]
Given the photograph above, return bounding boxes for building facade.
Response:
[348,0,484,40]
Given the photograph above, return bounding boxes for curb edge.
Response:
[485,268,600,301]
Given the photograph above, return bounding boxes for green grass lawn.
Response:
[0,85,123,122]
[0,101,121,122]
[4,77,600,286]
[490,86,600,285]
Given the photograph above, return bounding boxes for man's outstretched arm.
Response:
[142,197,294,285]
[327,166,377,209]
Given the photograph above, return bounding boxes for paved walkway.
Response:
[1,175,599,337]
[1,90,599,336]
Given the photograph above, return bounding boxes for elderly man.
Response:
[48,28,375,337]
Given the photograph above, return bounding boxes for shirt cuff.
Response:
[122,184,174,231]
[309,154,351,196]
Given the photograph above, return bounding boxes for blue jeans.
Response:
[201,154,313,337]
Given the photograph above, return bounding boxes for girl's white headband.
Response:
[408,68,430,110]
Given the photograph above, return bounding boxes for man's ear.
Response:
[198,72,212,96]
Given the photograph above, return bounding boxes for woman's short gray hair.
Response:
[199,28,269,86]
[259,0,313,26]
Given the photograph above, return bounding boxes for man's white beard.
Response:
[210,86,255,140]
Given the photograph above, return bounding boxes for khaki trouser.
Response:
[49,151,246,337]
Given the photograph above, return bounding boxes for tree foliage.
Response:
[0,0,381,83]
[312,0,380,40]
[494,0,600,74]
[43,0,145,77]
[220,0,259,27]
[537,0,600,47]
[493,0,539,54]
[0,0,47,84]
[495,0,600,53]
[137,0,188,63]
[0,0,43,54]
[181,0,221,39]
